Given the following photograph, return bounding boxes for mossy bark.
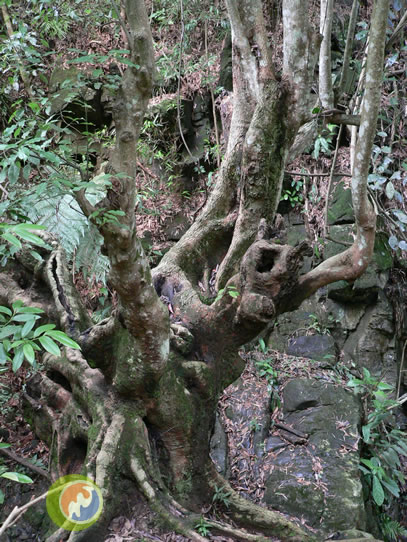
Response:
[2,1,390,541]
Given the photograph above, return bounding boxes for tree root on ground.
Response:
[209,470,318,542]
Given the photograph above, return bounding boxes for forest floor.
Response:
[0,344,352,542]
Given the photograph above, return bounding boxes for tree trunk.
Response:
[4,0,390,541]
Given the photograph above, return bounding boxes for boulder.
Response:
[327,180,354,225]
[210,415,229,476]
[286,334,337,363]
[263,379,365,534]
[342,291,396,377]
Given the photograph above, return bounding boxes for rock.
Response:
[342,291,396,376]
[327,180,354,225]
[286,334,337,363]
[328,529,375,539]
[222,377,271,473]
[264,436,287,453]
[210,416,229,476]
[324,226,392,303]
[263,379,365,534]
[163,214,191,241]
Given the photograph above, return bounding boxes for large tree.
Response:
[0,0,392,540]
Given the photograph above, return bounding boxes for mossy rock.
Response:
[327,180,354,225]
[263,379,365,533]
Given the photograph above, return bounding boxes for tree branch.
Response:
[294,0,390,302]
[319,0,334,108]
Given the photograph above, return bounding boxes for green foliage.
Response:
[0,99,63,188]
[281,178,304,208]
[249,418,261,432]
[0,301,80,372]
[214,285,239,303]
[379,513,407,542]
[0,222,48,266]
[21,188,110,283]
[194,516,211,537]
[312,124,338,159]
[255,340,281,409]
[0,443,34,491]
[368,137,407,255]
[306,313,331,335]
[212,484,231,508]
[347,369,407,520]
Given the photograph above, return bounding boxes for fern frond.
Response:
[22,186,109,284]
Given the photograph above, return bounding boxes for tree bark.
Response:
[10,1,390,541]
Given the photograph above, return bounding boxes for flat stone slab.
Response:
[286,334,336,363]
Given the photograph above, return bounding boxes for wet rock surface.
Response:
[263,379,365,532]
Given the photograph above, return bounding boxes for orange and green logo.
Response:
[46,475,103,531]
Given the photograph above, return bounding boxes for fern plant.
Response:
[21,183,110,284]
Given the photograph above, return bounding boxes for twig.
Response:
[285,170,352,177]
[109,0,132,50]
[0,183,9,198]
[325,236,352,247]
[0,486,61,537]
[176,0,195,161]
[136,160,161,183]
[274,422,308,439]
[386,10,407,52]
[0,446,50,480]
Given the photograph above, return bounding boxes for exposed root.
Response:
[129,457,208,542]
[209,470,318,542]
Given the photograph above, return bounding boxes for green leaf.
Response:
[38,336,61,357]
[362,425,371,443]
[15,231,46,246]
[13,223,46,232]
[22,164,31,180]
[385,181,395,200]
[46,331,80,349]
[118,58,140,68]
[68,54,96,63]
[29,250,43,263]
[381,478,400,498]
[0,325,20,340]
[11,300,24,311]
[377,382,394,391]
[21,318,36,337]
[372,476,385,506]
[360,458,374,470]
[8,163,20,185]
[0,443,11,449]
[33,324,56,338]
[12,347,25,372]
[1,233,22,249]
[0,344,7,364]
[0,306,12,317]
[23,343,35,364]
[16,306,44,314]
[12,314,41,322]
[1,472,33,484]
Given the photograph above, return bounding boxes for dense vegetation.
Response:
[0,0,407,541]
